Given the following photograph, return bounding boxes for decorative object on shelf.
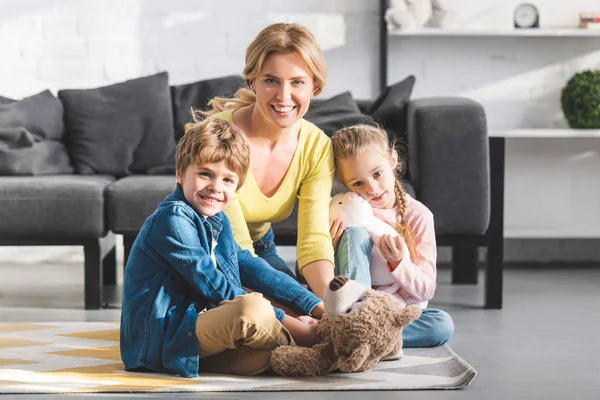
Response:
[560,70,600,129]
[514,3,539,29]
[385,0,454,32]
[579,12,600,29]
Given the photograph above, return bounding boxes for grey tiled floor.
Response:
[1,245,599,399]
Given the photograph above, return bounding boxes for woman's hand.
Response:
[329,217,346,250]
[379,234,404,271]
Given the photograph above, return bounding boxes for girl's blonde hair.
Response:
[331,124,417,262]
[202,23,327,117]
[177,112,250,190]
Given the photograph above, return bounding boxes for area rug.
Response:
[0,322,476,393]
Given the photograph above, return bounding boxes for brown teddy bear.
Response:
[270,275,422,377]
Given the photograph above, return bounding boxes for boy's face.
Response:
[177,161,240,218]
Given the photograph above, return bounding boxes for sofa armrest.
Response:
[407,97,490,235]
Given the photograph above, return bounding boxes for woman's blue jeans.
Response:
[252,227,296,279]
[334,226,454,347]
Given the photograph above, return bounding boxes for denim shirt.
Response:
[120,187,322,378]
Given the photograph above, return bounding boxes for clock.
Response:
[514,3,539,28]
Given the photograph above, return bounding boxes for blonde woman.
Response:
[203,23,335,299]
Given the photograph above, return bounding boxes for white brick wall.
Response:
[1,0,600,240]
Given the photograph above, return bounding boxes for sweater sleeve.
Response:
[296,136,335,270]
[389,208,438,302]
[223,196,256,256]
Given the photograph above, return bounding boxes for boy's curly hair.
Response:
[176,111,250,189]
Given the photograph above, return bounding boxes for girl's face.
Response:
[251,52,315,129]
[338,145,398,209]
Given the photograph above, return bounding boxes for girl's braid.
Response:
[393,179,417,262]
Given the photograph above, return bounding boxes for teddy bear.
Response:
[385,0,455,32]
[329,191,411,307]
[269,275,422,377]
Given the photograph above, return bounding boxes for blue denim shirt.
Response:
[120,187,322,378]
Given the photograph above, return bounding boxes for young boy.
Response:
[120,118,324,378]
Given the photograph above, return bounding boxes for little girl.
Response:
[330,123,454,349]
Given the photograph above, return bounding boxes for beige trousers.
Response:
[195,292,294,376]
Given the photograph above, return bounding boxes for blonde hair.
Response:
[177,113,250,189]
[331,124,417,262]
[202,23,327,117]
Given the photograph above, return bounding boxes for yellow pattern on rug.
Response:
[0,322,476,393]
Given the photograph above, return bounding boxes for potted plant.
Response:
[561,69,600,129]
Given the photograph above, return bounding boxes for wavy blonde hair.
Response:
[177,112,250,190]
[331,124,417,262]
[202,22,327,117]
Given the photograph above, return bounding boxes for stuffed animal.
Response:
[385,0,455,32]
[329,191,411,307]
[270,275,422,377]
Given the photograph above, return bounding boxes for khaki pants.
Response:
[195,292,294,376]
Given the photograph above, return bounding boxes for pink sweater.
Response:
[370,193,437,309]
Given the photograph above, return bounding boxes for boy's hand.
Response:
[379,234,404,271]
[329,218,346,250]
[297,315,319,325]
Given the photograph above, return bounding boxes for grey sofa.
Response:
[0,73,502,310]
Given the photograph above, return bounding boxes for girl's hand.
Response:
[329,218,346,250]
[379,234,404,270]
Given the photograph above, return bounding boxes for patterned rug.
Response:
[0,322,476,393]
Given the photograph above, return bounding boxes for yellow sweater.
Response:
[213,109,335,270]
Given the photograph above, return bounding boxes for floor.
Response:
[1,245,599,399]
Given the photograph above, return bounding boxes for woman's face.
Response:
[251,52,315,130]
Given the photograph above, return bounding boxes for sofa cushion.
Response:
[305,91,373,137]
[0,95,15,105]
[58,72,176,176]
[365,75,416,135]
[171,75,246,142]
[0,175,114,238]
[0,90,74,175]
[105,175,176,234]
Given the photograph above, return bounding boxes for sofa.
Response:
[0,71,501,310]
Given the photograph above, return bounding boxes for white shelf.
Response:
[389,27,600,37]
[505,227,600,239]
[489,128,600,138]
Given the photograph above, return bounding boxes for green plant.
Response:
[561,69,600,129]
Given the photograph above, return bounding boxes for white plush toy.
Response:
[329,192,410,307]
[385,0,455,32]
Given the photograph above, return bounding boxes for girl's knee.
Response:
[340,226,371,245]
[429,310,454,346]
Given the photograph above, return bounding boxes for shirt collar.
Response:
[170,187,224,238]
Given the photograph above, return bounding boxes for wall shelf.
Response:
[489,129,600,138]
[388,28,600,37]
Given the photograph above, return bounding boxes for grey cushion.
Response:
[0,175,114,238]
[0,90,74,175]
[0,95,15,105]
[58,72,176,176]
[305,91,373,136]
[407,97,489,235]
[105,175,176,234]
[171,75,245,142]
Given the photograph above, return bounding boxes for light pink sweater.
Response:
[370,193,437,309]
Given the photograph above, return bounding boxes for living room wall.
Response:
[1,0,599,262]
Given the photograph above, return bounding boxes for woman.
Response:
[203,23,334,299]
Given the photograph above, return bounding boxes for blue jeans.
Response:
[334,226,454,347]
[253,227,296,279]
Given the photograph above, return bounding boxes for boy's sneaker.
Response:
[382,348,404,361]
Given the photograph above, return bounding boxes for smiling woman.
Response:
[201,23,335,299]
